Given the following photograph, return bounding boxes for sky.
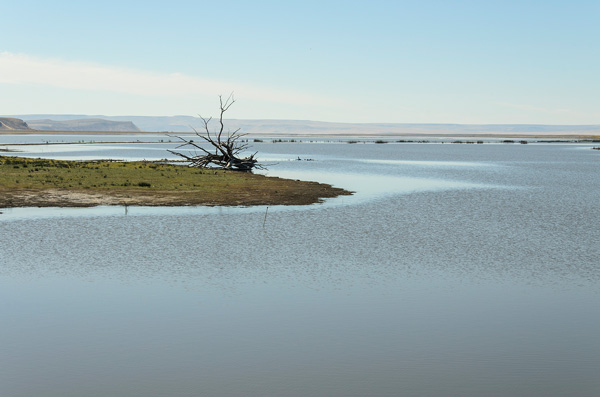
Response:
[1,0,599,124]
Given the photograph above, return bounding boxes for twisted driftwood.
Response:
[168,94,262,171]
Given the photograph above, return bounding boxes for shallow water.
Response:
[1,137,599,396]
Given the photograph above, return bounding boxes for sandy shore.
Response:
[0,181,351,208]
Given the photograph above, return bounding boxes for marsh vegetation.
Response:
[0,156,351,208]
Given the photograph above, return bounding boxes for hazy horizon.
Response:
[6,113,600,127]
[4,114,600,136]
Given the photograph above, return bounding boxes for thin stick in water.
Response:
[263,206,269,228]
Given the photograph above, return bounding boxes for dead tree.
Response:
[168,94,261,171]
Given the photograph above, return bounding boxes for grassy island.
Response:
[0,157,352,208]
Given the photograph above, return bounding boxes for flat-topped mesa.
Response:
[0,118,33,131]
[26,118,141,132]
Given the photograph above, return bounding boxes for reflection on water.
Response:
[271,169,504,205]
[1,137,599,396]
[358,158,496,167]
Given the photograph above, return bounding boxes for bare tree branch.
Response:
[168,94,263,171]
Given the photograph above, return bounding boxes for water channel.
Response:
[1,136,599,396]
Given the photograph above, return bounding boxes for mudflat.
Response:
[0,157,352,208]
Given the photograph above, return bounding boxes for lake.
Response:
[1,136,599,396]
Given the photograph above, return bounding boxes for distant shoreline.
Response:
[1,130,599,140]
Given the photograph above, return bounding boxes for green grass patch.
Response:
[0,157,250,192]
[0,156,351,207]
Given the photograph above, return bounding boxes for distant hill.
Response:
[0,117,33,131]
[7,114,600,136]
[25,118,141,132]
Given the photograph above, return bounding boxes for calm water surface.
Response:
[1,137,599,396]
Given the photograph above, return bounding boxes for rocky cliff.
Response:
[0,118,33,131]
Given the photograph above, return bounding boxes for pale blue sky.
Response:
[1,0,598,123]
